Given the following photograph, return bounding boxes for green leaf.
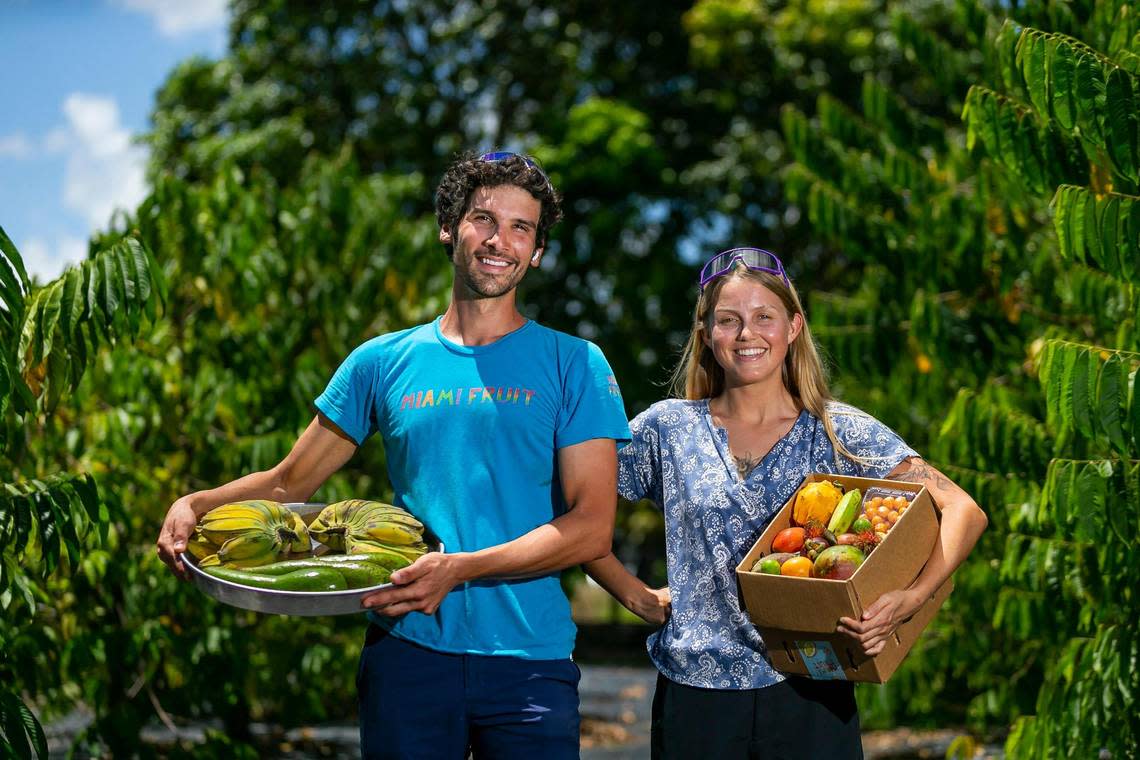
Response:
[1085,190,1105,269]
[1050,39,1078,130]
[0,224,31,288]
[1059,343,1080,432]
[1131,366,1140,451]
[1124,198,1140,284]
[1069,185,1088,264]
[1104,67,1137,183]
[1097,354,1129,454]
[38,282,63,361]
[0,225,30,330]
[1074,52,1108,146]
[59,266,83,340]
[1018,30,1049,115]
[1101,196,1122,280]
[1052,185,1072,258]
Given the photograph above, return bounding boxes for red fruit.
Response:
[812,545,866,580]
[772,527,806,554]
[802,518,826,540]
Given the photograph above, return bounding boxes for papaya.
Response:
[827,488,862,535]
[203,565,347,592]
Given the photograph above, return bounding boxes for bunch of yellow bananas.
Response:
[309,499,429,568]
[188,499,310,568]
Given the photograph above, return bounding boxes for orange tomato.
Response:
[780,556,814,577]
[772,527,806,554]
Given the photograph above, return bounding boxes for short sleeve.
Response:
[618,407,663,506]
[554,340,632,450]
[828,404,918,478]
[313,342,382,446]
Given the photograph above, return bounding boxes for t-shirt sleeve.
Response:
[313,342,382,446]
[617,407,663,506]
[829,406,919,478]
[554,340,632,450]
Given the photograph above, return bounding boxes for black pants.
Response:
[650,673,862,759]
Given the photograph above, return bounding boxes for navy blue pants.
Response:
[357,625,581,759]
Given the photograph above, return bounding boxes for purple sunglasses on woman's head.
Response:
[698,247,790,291]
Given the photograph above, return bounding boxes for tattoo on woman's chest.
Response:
[735,452,762,479]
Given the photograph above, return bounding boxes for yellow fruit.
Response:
[792,481,843,527]
[780,556,814,577]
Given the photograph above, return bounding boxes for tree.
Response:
[0,227,164,758]
[773,0,1140,753]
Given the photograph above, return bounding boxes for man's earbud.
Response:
[531,250,541,262]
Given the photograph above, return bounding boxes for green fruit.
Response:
[850,516,873,534]
[203,565,347,591]
[827,488,862,535]
[812,545,866,580]
[755,557,782,574]
[244,556,394,588]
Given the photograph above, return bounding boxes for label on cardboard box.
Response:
[795,641,847,680]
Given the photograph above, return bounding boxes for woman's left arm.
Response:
[837,456,988,655]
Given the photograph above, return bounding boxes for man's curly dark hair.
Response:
[434,152,563,259]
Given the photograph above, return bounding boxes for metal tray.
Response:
[182,502,442,617]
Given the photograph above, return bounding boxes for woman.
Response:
[585,247,987,759]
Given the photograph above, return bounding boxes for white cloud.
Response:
[0,133,34,158]
[58,93,148,231]
[18,235,88,282]
[114,0,228,37]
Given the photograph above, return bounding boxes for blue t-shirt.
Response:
[618,399,917,689]
[315,317,630,659]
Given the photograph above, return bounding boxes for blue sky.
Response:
[0,0,228,282]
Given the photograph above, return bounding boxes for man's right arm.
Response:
[156,413,358,578]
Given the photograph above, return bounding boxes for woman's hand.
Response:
[628,585,672,626]
[836,588,924,656]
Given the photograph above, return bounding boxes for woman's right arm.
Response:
[584,553,671,625]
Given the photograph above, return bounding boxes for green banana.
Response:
[216,532,280,567]
[186,534,221,561]
[347,537,428,563]
[287,511,311,553]
[356,521,424,546]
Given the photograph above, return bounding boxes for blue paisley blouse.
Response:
[618,399,917,690]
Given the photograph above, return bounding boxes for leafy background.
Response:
[2,0,1137,757]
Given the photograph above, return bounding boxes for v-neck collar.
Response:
[701,400,808,485]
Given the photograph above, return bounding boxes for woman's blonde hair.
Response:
[670,263,865,465]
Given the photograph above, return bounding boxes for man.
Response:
[155,151,630,758]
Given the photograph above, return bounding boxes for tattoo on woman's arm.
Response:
[886,458,955,491]
[735,452,761,479]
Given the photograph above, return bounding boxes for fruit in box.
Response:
[812,545,866,580]
[792,481,843,526]
[827,488,862,534]
[751,552,797,573]
[780,556,814,577]
[772,527,806,553]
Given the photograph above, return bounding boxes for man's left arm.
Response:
[361,437,617,616]
[837,456,989,655]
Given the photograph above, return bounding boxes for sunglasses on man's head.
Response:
[478,150,554,189]
[698,247,790,291]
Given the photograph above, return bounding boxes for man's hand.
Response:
[629,585,672,626]
[361,552,467,616]
[836,588,924,656]
[156,496,199,580]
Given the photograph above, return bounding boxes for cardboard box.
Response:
[735,473,952,683]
